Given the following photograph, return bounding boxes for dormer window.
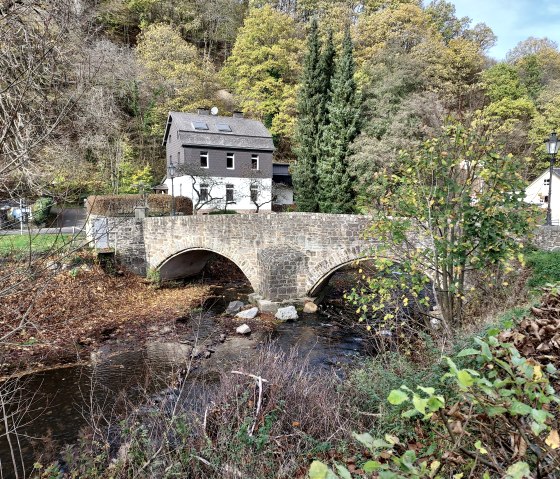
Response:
[192,121,209,130]
[217,123,232,132]
[251,154,259,170]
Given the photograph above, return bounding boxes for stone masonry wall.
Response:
[533,226,560,251]
[142,213,376,301]
[87,215,147,275]
[87,215,560,302]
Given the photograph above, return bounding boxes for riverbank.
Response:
[0,253,247,376]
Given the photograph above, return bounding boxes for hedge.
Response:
[86,194,193,217]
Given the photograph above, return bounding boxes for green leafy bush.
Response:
[345,352,445,441]
[32,197,54,225]
[311,329,560,479]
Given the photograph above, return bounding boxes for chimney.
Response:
[197,107,210,115]
[232,111,244,118]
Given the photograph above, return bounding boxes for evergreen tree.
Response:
[317,29,336,126]
[292,18,323,212]
[317,29,360,213]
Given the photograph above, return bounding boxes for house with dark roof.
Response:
[162,108,277,212]
[525,167,560,224]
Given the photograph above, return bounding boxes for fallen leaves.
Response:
[0,258,212,373]
[499,288,560,369]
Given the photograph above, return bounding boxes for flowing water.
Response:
[0,289,364,477]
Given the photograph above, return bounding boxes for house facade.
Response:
[525,167,560,224]
[163,109,275,212]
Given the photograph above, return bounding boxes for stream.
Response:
[0,287,364,477]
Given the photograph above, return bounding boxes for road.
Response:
[1,207,87,236]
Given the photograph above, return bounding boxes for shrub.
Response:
[85,194,193,217]
[32,197,54,225]
[345,352,444,441]
[312,326,560,479]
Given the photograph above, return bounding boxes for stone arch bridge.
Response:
[89,213,382,302]
[87,214,560,303]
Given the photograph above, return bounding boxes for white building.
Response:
[525,167,560,224]
[162,109,275,213]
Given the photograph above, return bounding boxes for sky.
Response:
[450,0,560,60]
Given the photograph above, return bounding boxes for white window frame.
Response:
[200,151,209,168]
[251,154,259,170]
[226,152,235,170]
[544,178,551,185]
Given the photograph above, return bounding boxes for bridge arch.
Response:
[308,257,373,298]
[156,247,258,292]
[307,246,371,298]
[307,249,436,300]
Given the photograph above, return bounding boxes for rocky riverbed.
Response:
[0,293,365,476]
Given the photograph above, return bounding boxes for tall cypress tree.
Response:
[317,28,360,214]
[317,29,335,126]
[292,18,323,212]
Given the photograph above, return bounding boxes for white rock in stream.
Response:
[275,306,298,321]
[235,307,259,319]
[236,324,252,335]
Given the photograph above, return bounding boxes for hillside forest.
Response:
[2,0,560,205]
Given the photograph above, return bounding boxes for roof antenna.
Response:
[210,106,219,116]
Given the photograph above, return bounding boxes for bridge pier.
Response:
[258,247,308,301]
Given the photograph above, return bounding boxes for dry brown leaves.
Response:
[0,260,211,373]
[499,288,560,370]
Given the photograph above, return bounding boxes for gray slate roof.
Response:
[164,112,275,151]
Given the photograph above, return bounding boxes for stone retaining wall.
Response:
[533,225,560,251]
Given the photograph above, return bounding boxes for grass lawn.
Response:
[526,249,560,289]
[0,234,71,257]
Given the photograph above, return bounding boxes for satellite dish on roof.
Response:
[210,106,219,116]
